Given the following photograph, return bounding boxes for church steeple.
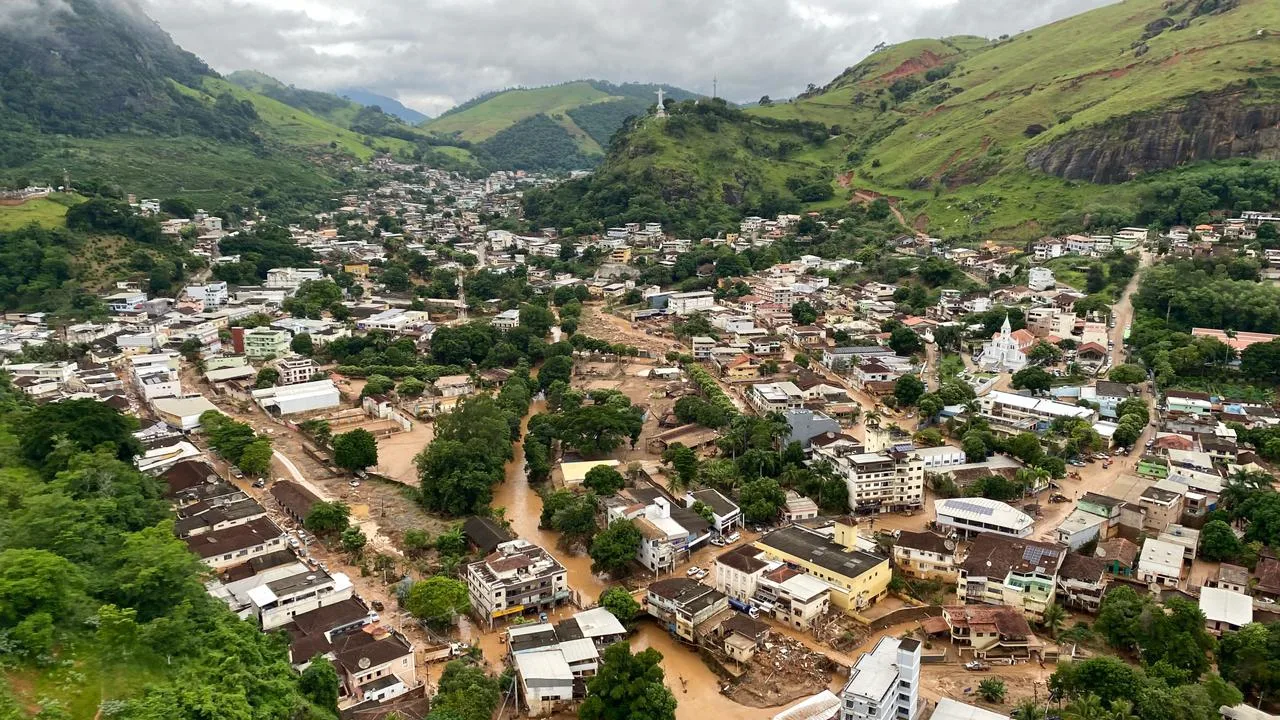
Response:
[1001,313,1012,336]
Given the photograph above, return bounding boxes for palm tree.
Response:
[1108,700,1139,720]
[977,677,1007,704]
[1040,602,1066,639]
[1013,700,1045,720]
[864,411,882,429]
[1064,695,1107,720]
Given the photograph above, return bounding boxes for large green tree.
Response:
[579,643,677,720]
[332,428,379,472]
[404,576,470,629]
[590,520,642,577]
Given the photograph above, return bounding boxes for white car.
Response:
[686,566,701,577]
[726,532,741,543]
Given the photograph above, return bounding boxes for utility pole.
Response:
[713,76,718,100]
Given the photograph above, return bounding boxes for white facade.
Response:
[185,281,229,306]
[667,291,715,315]
[935,498,1034,538]
[247,571,354,630]
[841,637,921,720]
[811,447,928,514]
[1028,267,1055,292]
[251,379,341,415]
[978,315,1027,372]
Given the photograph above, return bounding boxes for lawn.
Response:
[426,81,616,141]
[0,194,82,231]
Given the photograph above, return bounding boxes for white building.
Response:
[247,569,354,630]
[667,291,715,315]
[1137,538,1184,587]
[1200,586,1253,635]
[276,356,318,386]
[251,379,340,415]
[840,636,920,720]
[931,698,1009,720]
[1028,267,1055,292]
[185,281,229,306]
[935,497,1034,538]
[466,539,570,627]
[264,267,324,290]
[748,381,805,413]
[977,315,1027,372]
[811,448,926,515]
[493,309,521,330]
[979,390,1096,435]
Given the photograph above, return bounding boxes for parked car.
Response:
[964,661,990,671]
[252,478,266,489]
[726,531,741,543]
[686,566,701,577]
[349,480,361,488]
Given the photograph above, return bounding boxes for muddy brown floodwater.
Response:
[478,405,824,719]
[490,402,610,600]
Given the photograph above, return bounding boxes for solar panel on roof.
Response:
[947,500,994,516]
[1023,545,1054,565]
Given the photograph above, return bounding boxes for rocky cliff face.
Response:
[1025,93,1280,183]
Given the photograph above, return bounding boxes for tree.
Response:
[299,656,340,712]
[590,520,642,577]
[661,443,699,490]
[1111,415,1144,449]
[1199,519,1242,561]
[739,477,786,524]
[889,327,923,356]
[1108,364,1146,384]
[894,374,925,406]
[405,576,470,628]
[361,374,395,397]
[1013,700,1045,720]
[19,398,142,470]
[340,526,367,554]
[290,333,314,356]
[333,428,379,473]
[584,465,625,495]
[305,501,351,535]
[1065,695,1106,720]
[397,376,426,397]
[978,677,1007,703]
[1011,366,1052,394]
[539,354,574,390]
[1028,341,1063,365]
[1041,602,1066,639]
[963,432,988,461]
[1115,398,1148,423]
[758,95,773,106]
[791,299,818,326]
[254,367,279,388]
[579,643,677,720]
[238,437,273,476]
[599,587,640,625]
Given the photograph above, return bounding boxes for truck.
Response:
[727,597,760,619]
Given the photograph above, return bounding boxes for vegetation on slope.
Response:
[523,99,834,236]
[426,80,703,170]
[0,384,337,719]
[534,0,1280,238]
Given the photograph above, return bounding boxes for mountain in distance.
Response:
[337,87,430,124]
[424,80,707,171]
[0,0,477,212]
[526,0,1280,239]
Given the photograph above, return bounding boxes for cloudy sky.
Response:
[138,0,1117,117]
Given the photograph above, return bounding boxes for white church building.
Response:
[978,315,1029,372]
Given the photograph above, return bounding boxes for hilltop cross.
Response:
[654,87,667,118]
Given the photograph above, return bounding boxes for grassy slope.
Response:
[612,0,1279,239]
[425,81,621,157]
[226,69,364,127]
[0,194,83,231]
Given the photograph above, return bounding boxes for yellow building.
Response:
[344,263,370,279]
[753,524,890,612]
[609,247,632,263]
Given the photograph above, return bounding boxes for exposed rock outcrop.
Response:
[1025,93,1280,184]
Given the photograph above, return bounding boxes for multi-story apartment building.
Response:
[892,530,960,582]
[242,327,291,359]
[248,568,355,630]
[747,381,805,413]
[958,533,1064,620]
[811,444,932,514]
[466,539,570,628]
[840,636,921,720]
[276,355,318,386]
[754,525,890,613]
[977,390,1096,435]
[184,517,287,570]
[643,578,728,643]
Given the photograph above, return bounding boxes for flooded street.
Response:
[489,402,610,600]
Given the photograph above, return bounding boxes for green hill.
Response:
[0,1,479,214]
[528,0,1280,239]
[425,80,704,170]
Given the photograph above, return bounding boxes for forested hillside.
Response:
[0,0,477,214]
[527,0,1280,238]
[426,80,704,171]
[0,383,336,718]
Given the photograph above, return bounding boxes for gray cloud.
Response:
[138,0,1118,116]
[0,0,73,32]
